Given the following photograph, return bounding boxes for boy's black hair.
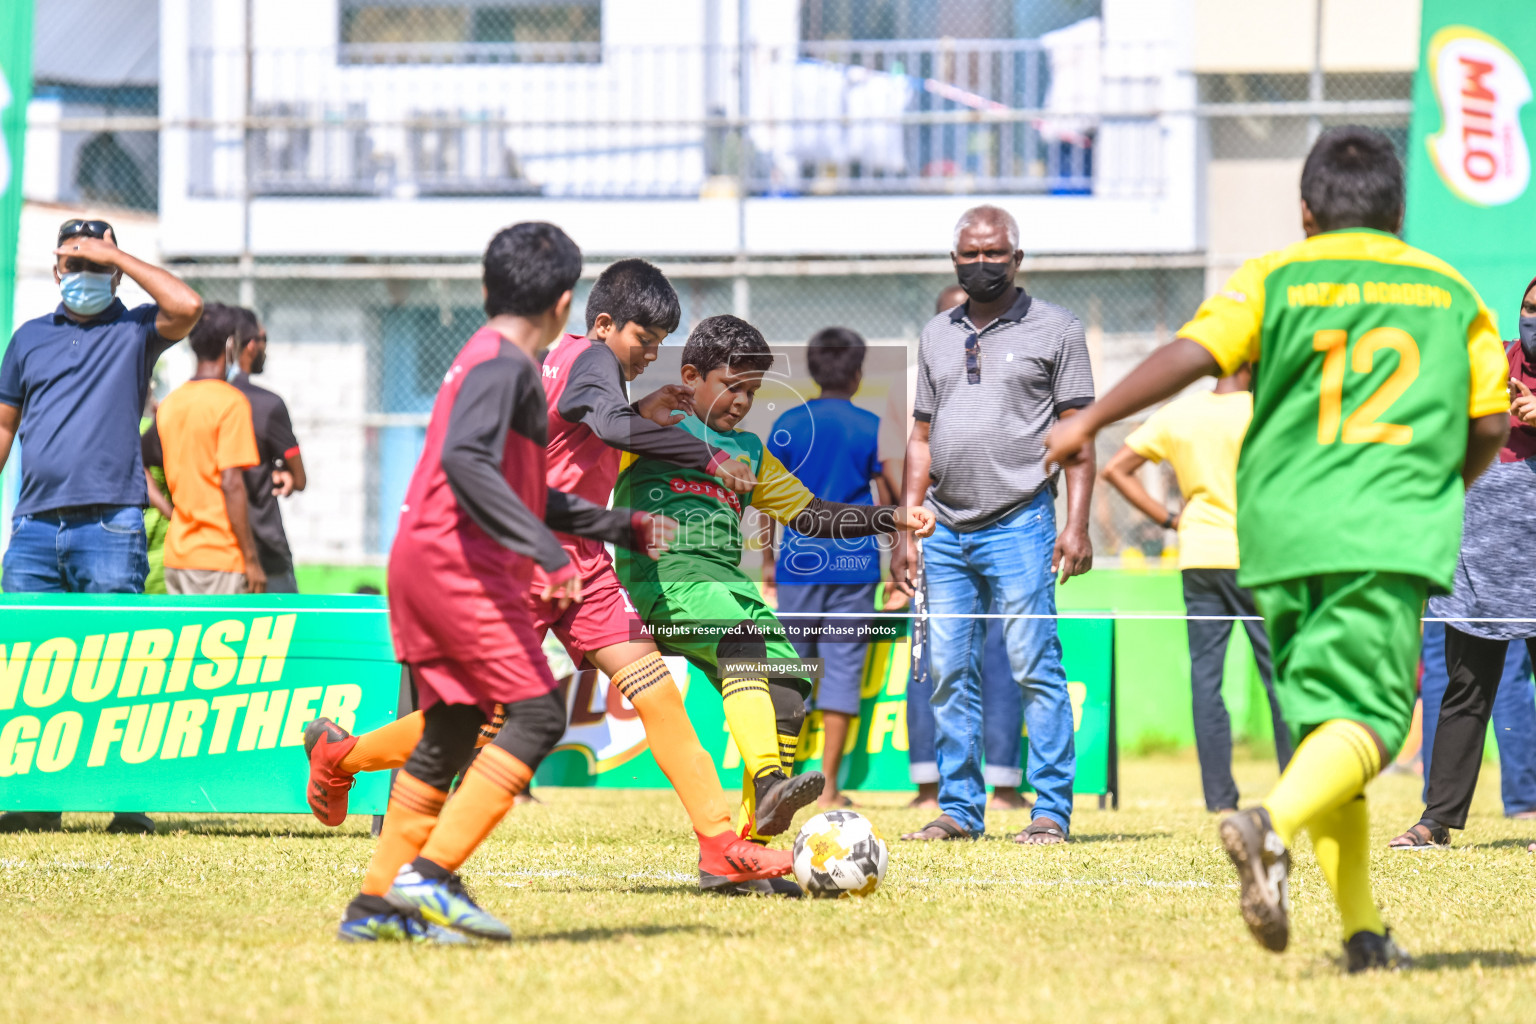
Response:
[230,305,261,348]
[1300,126,1404,234]
[805,326,866,392]
[584,258,681,334]
[189,302,234,362]
[681,315,774,376]
[483,222,582,318]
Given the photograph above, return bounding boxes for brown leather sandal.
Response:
[1387,821,1450,850]
[900,813,974,841]
[1012,817,1067,845]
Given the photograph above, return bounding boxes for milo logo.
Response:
[1426,26,1532,207]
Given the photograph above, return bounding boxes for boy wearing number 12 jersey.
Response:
[1044,127,1509,971]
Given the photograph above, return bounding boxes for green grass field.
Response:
[4,755,1534,1024]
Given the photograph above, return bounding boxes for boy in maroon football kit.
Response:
[329,257,794,939]
[338,230,788,943]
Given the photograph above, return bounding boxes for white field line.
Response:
[0,857,123,871]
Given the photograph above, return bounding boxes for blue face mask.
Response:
[1521,316,1536,360]
[59,271,115,316]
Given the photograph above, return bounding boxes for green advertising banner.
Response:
[1406,0,1536,326]
[0,598,1117,813]
[0,596,400,813]
[537,617,1117,802]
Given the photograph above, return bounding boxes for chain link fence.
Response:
[22,0,1416,570]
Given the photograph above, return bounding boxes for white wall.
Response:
[251,339,368,564]
[1194,0,1420,72]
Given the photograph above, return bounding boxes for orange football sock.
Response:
[360,771,447,896]
[613,653,733,839]
[417,745,532,873]
[339,713,424,774]
[340,704,505,774]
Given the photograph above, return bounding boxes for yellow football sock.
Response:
[721,675,779,840]
[613,653,733,838]
[778,731,799,775]
[1263,718,1382,846]
[1308,794,1385,938]
[721,675,779,779]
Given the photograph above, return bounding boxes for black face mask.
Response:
[955,260,1014,303]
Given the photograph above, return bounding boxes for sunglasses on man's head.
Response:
[965,332,981,384]
[57,219,114,247]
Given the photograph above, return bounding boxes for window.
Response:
[340,0,601,63]
[799,0,1099,42]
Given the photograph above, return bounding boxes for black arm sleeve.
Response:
[441,359,571,573]
[786,498,898,539]
[141,413,164,469]
[545,488,638,549]
[557,345,720,470]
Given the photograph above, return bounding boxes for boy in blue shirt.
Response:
[765,327,898,807]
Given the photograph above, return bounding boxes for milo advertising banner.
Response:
[1406,0,1536,321]
[0,597,1117,813]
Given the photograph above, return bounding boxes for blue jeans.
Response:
[907,597,1024,787]
[923,491,1074,834]
[3,506,149,593]
[1420,621,1536,815]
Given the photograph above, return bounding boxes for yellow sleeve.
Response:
[1465,301,1511,418]
[750,451,815,525]
[1177,257,1269,375]
[1124,405,1171,464]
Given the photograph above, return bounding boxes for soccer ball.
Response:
[792,809,888,898]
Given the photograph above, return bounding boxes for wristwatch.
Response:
[1162,513,1176,529]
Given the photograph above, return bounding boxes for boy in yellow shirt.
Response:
[1101,365,1292,813]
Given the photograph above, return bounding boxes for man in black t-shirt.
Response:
[228,307,306,592]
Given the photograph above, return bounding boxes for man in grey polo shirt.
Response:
[895,204,1095,845]
[0,219,203,834]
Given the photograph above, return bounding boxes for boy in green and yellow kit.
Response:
[1045,127,1510,971]
[615,315,934,868]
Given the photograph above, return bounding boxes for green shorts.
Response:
[625,554,809,696]
[1251,571,1427,757]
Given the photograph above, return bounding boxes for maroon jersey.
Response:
[537,333,726,582]
[390,328,606,665]
[544,335,622,509]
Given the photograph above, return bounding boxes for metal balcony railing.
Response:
[178,38,1168,201]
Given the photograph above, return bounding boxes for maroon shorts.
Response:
[530,565,651,669]
[409,642,558,720]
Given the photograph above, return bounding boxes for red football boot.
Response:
[304,717,359,826]
[696,828,794,893]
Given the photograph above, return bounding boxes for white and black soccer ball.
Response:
[792,809,888,898]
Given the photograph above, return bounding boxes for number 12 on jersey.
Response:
[1312,327,1420,446]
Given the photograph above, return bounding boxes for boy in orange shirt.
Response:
[149,303,265,594]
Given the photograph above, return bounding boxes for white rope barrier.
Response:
[5,606,1533,624]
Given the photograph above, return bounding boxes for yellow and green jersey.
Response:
[1180,228,1508,591]
[614,413,814,572]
